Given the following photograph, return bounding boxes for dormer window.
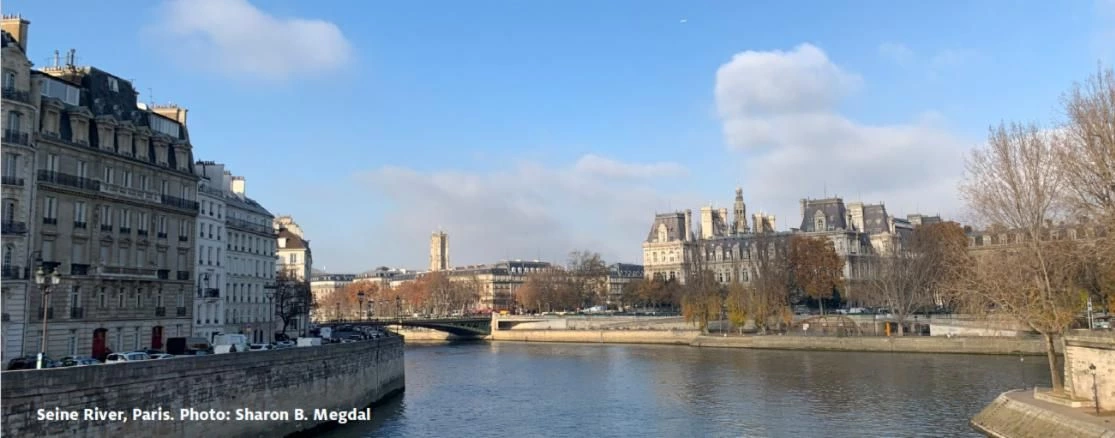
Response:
[107,77,119,92]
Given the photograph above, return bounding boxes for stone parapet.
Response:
[1,338,405,437]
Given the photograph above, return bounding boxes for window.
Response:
[176,291,184,307]
[123,171,132,188]
[3,198,15,223]
[74,201,87,224]
[71,242,85,264]
[136,249,146,268]
[41,77,80,105]
[43,197,57,220]
[100,205,112,227]
[6,111,20,132]
[3,244,12,266]
[2,152,16,178]
[133,289,141,308]
[46,154,59,172]
[149,114,180,138]
[2,69,15,89]
[138,212,148,231]
[70,286,81,309]
[99,245,110,264]
[133,327,140,350]
[156,290,163,308]
[107,77,119,92]
[117,289,124,308]
[76,160,87,179]
[140,175,150,191]
[68,330,77,356]
[161,180,168,195]
[103,167,114,184]
[158,216,167,234]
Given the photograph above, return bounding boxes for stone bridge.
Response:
[321,317,502,336]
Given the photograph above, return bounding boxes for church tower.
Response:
[429,231,449,272]
[733,187,749,234]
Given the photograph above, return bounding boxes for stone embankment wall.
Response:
[489,329,701,344]
[971,390,1115,438]
[691,334,1056,355]
[1063,331,1115,410]
[500,316,693,331]
[1,337,404,438]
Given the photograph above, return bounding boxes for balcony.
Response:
[2,87,31,104]
[157,269,170,280]
[70,263,89,276]
[73,221,87,230]
[1,313,8,322]
[1,265,26,279]
[119,227,131,234]
[96,265,158,279]
[176,307,187,317]
[155,307,166,317]
[157,232,167,239]
[99,182,162,204]
[226,217,271,234]
[38,307,54,320]
[137,229,148,237]
[176,270,191,281]
[1,221,27,235]
[70,307,84,319]
[99,224,112,232]
[203,288,220,298]
[178,235,188,242]
[42,217,57,225]
[1,175,24,186]
[2,129,29,146]
[37,170,100,191]
[161,195,199,212]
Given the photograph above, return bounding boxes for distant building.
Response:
[192,163,226,342]
[309,273,355,321]
[429,231,448,272]
[275,215,311,336]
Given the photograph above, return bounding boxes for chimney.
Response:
[231,176,246,197]
[2,16,30,52]
[152,105,188,126]
[684,209,693,242]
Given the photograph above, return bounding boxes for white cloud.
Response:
[877,43,978,75]
[715,44,971,231]
[574,154,688,179]
[352,155,698,269]
[152,0,353,80]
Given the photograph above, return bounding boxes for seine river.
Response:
[322,342,1048,438]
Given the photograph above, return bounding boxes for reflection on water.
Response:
[321,342,1048,438]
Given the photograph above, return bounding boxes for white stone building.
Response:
[1,16,38,363]
[194,162,277,344]
[275,215,311,336]
[192,162,226,342]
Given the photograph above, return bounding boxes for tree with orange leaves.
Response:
[788,235,845,315]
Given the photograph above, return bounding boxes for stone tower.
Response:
[429,231,449,272]
[734,188,748,234]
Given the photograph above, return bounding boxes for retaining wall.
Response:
[690,334,1057,355]
[0,337,405,438]
[489,329,701,344]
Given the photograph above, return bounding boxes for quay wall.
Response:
[489,329,701,345]
[691,334,1057,355]
[0,337,405,438]
[971,391,1115,438]
[1063,331,1115,409]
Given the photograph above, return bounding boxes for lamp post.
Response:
[1090,363,1100,415]
[357,291,365,321]
[265,290,274,343]
[35,264,61,369]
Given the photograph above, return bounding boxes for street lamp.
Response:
[1090,363,1100,415]
[265,290,274,343]
[34,264,61,369]
[357,291,365,321]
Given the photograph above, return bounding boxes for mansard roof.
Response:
[646,212,688,243]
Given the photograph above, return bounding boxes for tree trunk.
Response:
[819,299,825,316]
[1044,332,1063,393]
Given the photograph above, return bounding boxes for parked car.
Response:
[274,340,296,349]
[105,352,151,363]
[59,356,101,367]
[248,343,273,351]
[149,353,175,360]
[6,355,60,370]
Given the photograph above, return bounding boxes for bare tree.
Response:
[680,242,723,333]
[959,122,1081,392]
[274,271,312,334]
[568,250,608,308]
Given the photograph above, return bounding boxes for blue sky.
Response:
[6,0,1112,272]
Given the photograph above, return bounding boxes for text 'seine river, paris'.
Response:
[322,342,1049,438]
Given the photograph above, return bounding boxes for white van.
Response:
[212,334,249,354]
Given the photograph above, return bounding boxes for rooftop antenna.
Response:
[823,181,827,199]
[147,88,155,107]
[66,48,76,67]
[53,50,60,67]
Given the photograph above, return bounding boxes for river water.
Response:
[322,342,1049,438]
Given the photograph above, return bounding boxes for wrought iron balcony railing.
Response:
[70,307,84,319]
[176,270,191,281]
[2,129,30,146]
[36,170,100,191]
[2,87,31,103]
[1,175,24,186]
[176,306,187,316]
[155,307,166,317]
[161,195,199,211]
[1,221,27,235]
[70,263,89,276]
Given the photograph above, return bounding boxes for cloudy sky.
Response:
[10,0,1112,272]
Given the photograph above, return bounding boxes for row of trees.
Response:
[516,251,610,313]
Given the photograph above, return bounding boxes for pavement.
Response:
[1008,389,1115,428]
